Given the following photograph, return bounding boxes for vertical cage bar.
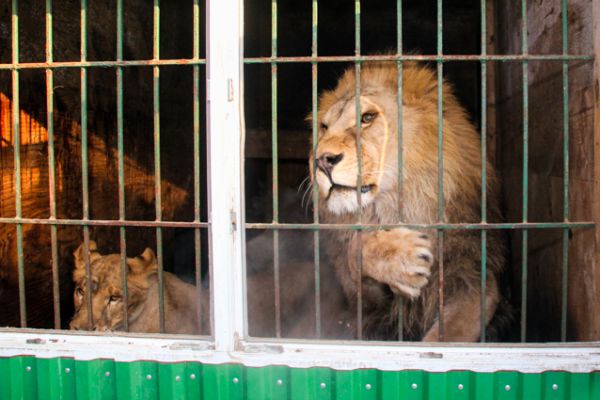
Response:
[11,0,26,328]
[45,0,61,329]
[153,0,166,333]
[193,0,204,334]
[396,0,404,340]
[520,0,529,343]
[270,0,281,338]
[116,0,129,332]
[479,0,488,342]
[560,0,569,342]
[311,0,321,338]
[436,0,445,341]
[354,0,363,340]
[80,0,93,330]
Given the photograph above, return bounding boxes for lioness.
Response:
[69,241,206,334]
[311,62,505,341]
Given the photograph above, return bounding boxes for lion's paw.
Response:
[362,228,434,299]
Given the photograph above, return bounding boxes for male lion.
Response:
[69,241,206,334]
[311,62,505,341]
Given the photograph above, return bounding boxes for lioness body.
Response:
[312,62,505,341]
[70,242,205,334]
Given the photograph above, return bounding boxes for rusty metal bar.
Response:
[11,0,26,328]
[479,0,488,343]
[436,0,445,341]
[245,222,593,231]
[520,0,529,343]
[153,0,166,334]
[560,0,570,343]
[354,0,363,340]
[116,0,129,332]
[396,0,404,341]
[0,54,594,71]
[0,217,209,228]
[45,0,61,329]
[193,0,204,335]
[80,0,94,330]
[311,0,321,339]
[271,0,281,339]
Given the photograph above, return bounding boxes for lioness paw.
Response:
[362,228,434,299]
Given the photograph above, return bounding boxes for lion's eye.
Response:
[108,295,122,304]
[320,122,328,131]
[75,287,84,296]
[361,112,377,124]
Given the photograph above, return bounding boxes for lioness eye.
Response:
[361,112,376,124]
[108,295,122,303]
[320,122,328,130]
[75,287,83,296]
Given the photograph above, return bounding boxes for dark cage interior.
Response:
[0,0,596,342]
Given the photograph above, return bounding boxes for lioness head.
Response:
[310,62,459,217]
[69,241,158,331]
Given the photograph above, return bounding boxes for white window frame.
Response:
[0,0,599,374]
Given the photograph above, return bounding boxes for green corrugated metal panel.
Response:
[0,357,599,400]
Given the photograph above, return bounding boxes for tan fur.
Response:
[69,241,206,334]
[310,62,505,341]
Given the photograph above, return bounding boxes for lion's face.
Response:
[311,91,399,215]
[69,241,157,332]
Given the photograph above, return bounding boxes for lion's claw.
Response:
[362,228,435,299]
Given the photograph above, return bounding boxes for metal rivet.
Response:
[105,371,111,377]
[552,384,558,391]
[190,373,196,380]
[233,377,239,384]
[146,374,152,380]
[26,366,31,372]
[458,384,464,390]
[505,385,511,391]
[365,384,372,391]
[320,383,326,389]
[277,379,283,385]
[411,383,418,390]
[65,368,71,374]
[175,376,181,382]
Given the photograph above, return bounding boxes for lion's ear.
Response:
[128,248,158,276]
[73,240,101,270]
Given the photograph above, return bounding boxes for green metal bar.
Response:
[521,0,529,343]
[396,0,404,340]
[80,0,93,330]
[311,0,321,338]
[436,0,444,341]
[45,0,61,329]
[193,0,204,335]
[153,0,165,334]
[479,0,487,342]
[11,0,26,328]
[354,0,363,340]
[271,0,281,338]
[561,0,569,342]
[116,0,129,332]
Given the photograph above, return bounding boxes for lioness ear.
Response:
[128,248,158,275]
[73,240,101,270]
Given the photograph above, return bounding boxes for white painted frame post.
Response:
[206,0,246,352]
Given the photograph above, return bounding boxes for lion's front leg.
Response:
[354,228,435,299]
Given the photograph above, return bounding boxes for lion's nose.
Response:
[317,152,344,175]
